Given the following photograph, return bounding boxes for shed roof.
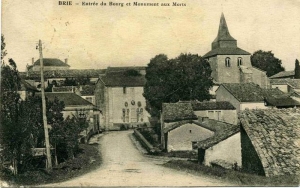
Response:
[36,92,93,106]
[191,101,236,111]
[270,79,300,89]
[239,108,300,177]
[220,83,285,102]
[193,119,239,149]
[162,102,197,123]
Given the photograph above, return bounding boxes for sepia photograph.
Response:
[1,0,300,187]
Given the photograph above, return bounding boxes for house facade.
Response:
[94,67,150,131]
[203,13,269,89]
[191,101,237,125]
[161,102,214,152]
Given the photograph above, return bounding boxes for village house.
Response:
[269,60,300,80]
[239,108,300,177]
[191,101,237,125]
[36,92,101,140]
[203,13,269,89]
[94,67,150,131]
[18,79,39,100]
[270,78,300,95]
[27,58,70,72]
[161,102,214,152]
[215,83,298,111]
[193,119,241,169]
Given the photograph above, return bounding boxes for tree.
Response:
[250,50,285,77]
[143,53,213,117]
[295,59,300,79]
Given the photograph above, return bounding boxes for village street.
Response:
[46,130,235,187]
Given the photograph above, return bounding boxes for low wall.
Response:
[133,129,159,154]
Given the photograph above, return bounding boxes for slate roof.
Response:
[33,58,70,67]
[270,79,300,89]
[239,108,300,177]
[36,92,93,106]
[100,71,146,87]
[212,13,236,42]
[162,102,197,123]
[203,47,251,58]
[20,69,106,80]
[193,119,239,149]
[220,83,285,102]
[269,70,295,79]
[191,101,236,111]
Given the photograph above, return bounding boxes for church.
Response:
[203,13,269,89]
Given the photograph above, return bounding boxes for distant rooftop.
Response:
[36,92,93,106]
[32,58,70,67]
[162,102,197,123]
[191,101,236,111]
[269,70,295,79]
[100,70,146,87]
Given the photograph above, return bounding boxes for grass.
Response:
[163,160,300,186]
[2,143,102,186]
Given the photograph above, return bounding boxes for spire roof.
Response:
[213,13,236,42]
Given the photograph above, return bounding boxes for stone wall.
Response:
[204,132,241,167]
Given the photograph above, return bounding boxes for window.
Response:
[123,87,126,94]
[122,109,126,122]
[225,57,231,67]
[237,57,242,66]
[189,130,192,133]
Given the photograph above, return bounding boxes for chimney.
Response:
[32,58,34,65]
[65,58,68,64]
[295,59,300,79]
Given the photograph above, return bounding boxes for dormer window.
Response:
[237,57,242,66]
[225,57,231,67]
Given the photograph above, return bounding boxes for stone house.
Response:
[193,120,241,169]
[37,92,100,139]
[191,101,237,125]
[161,102,214,152]
[94,67,150,131]
[270,78,300,95]
[203,13,269,89]
[18,79,39,100]
[216,83,289,111]
[239,108,300,177]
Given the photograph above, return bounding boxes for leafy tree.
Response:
[1,34,7,60]
[143,53,213,117]
[251,50,285,77]
[295,59,300,79]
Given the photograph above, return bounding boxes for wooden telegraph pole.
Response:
[38,40,52,170]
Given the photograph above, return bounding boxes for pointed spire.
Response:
[212,13,237,49]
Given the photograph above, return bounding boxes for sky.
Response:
[1,0,300,72]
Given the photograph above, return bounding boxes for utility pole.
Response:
[38,40,52,170]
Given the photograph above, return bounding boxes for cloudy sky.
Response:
[2,0,300,72]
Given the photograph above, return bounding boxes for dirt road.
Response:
[46,130,234,186]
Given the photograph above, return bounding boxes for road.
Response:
[46,130,235,187]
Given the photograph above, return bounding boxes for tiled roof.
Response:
[80,85,95,96]
[20,79,38,91]
[269,70,295,79]
[203,47,250,58]
[20,69,106,80]
[100,71,146,87]
[270,79,300,89]
[33,58,70,67]
[193,119,239,149]
[239,108,300,177]
[36,92,93,106]
[220,83,285,102]
[52,86,74,93]
[106,66,146,73]
[191,101,236,111]
[162,102,197,122]
[163,120,193,133]
[264,97,300,107]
